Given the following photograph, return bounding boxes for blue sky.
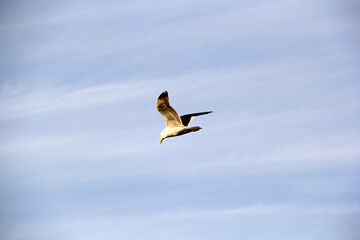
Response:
[1,0,360,239]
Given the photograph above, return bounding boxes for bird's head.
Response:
[159,130,167,145]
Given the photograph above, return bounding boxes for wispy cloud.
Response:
[1,131,357,186]
[1,60,359,185]
[4,202,359,240]
[3,0,358,66]
[0,80,162,119]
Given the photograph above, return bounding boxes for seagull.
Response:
[156,91,212,144]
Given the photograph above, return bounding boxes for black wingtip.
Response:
[158,91,168,99]
[201,111,213,115]
[201,111,213,114]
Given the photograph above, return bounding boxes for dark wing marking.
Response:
[156,91,183,127]
[180,111,213,126]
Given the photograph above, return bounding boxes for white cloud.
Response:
[0,79,164,119]
[4,202,359,240]
[5,0,357,66]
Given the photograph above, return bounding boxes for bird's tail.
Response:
[177,126,202,136]
[187,126,201,132]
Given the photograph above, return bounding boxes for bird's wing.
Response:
[180,111,213,126]
[156,91,183,127]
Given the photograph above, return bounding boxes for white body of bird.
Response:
[159,126,201,144]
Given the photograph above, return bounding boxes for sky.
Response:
[0,0,360,239]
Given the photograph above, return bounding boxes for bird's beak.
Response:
[159,138,164,145]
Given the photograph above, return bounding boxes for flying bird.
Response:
[156,91,212,144]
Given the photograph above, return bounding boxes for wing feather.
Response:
[156,91,183,127]
[180,111,213,126]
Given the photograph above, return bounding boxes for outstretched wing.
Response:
[156,91,183,127]
[180,111,213,126]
